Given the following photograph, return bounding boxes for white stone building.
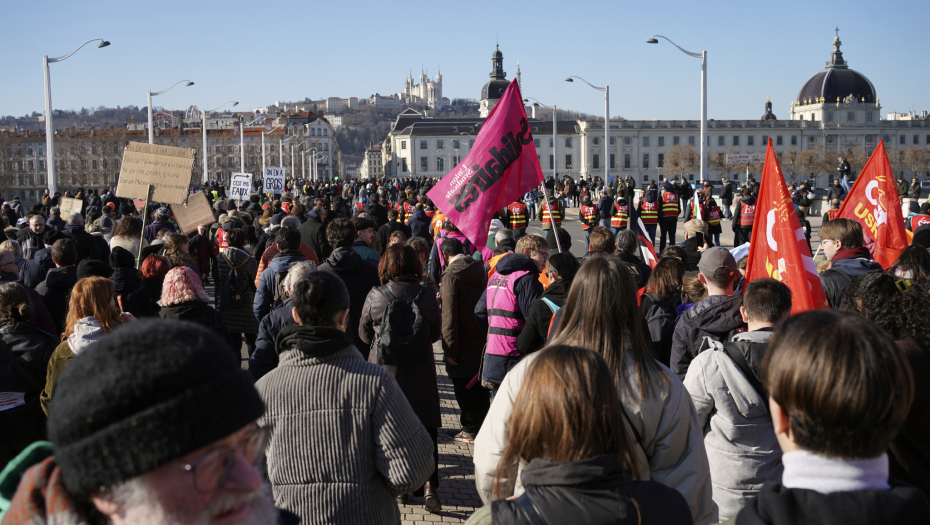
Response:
[360,142,382,179]
[400,69,446,109]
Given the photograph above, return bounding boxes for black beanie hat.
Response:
[109,246,135,269]
[76,259,114,280]
[48,319,263,498]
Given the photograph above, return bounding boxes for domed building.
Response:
[479,45,511,117]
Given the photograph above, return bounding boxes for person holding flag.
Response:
[658,186,681,253]
[743,138,827,313]
[732,186,757,246]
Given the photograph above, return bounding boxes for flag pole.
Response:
[539,181,563,253]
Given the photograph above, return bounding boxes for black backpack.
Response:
[643,293,678,366]
[375,285,428,368]
[220,252,252,309]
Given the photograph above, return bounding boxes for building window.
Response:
[733,136,740,146]
[688,136,695,146]
[565,137,572,147]
[565,155,572,169]
[39,160,45,169]
[776,136,783,145]
[915,135,920,145]
[437,158,444,172]
[420,140,427,150]
[791,135,798,145]
[658,137,665,147]
[534,139,540,147]
[549,155,554,169]
[866,112,873,122]
[643,137,649,147]
[401,141,406,150]
[26,148,33,155]
[452,139,460,149]
[549,138,553,147]
[593,154,600,169]
[900,135,906,145]
[847,112,854,122]
[718,136,724,146]
[642,153,649,169]
[610,154,615,169]
[27,161,34,170]
[311,128,316,136]
[610,137,615,145]
[624,154,631,169]
[657,154,664,168]
[827,112,833,122]
[593,137,600,145]
[673,136,680,145]
[437,140,444,149]
[762,135,768,145]
[748,136,755,146]
[401,159,407,172]
[323,129,328,136]
[420,157,428,171]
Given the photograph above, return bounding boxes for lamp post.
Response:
[459,132,475,157]
[279,136,295,170]
[524,97,558,178]
[239,118,245,173]
[148,80,193,144]
[566,76,609,182]
[262,125,283,174]
[308,148,318,181]
[43,37,110,195]
[647,35,707,182]
[201,101,238,184]
[293,141,307,182]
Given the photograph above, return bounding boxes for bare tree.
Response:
[664,144,697,181]
[779,149,806,183]
[903,146,930,179]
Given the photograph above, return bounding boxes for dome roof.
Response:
[482,45,508,101]
[797,35,876,105]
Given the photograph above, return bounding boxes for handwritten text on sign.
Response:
[264,167,285,194]
[116,142,195,205]
[230,172,253,201]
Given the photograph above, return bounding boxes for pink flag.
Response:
[426,79,544,249]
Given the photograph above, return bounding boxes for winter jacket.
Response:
[256,326,434,525]
[254,242,319,288]
[909,182,922,200]
[516,279,568,356]
[467,455,691,525]
[826,184,847,202]
[440,256,487,379]
[158,301,236,362]
[0,321,57,446]
[253,249,306,323]
[684,329,783,521]
[298,214,332,260]
[352,241,380,263]
[142,220,176,243]
[682,236,715,272]
[35,266,78,336]
[427,231,479,285]
[597,195,615,218]
[248,297,295,381]
[318,247,380,354]
[123,279,163,318]
[110,268,141,297]
[16,228,51,260]
[217,247,259,335]
[406,209,432,241]
[732,195,758,232]
[474,351,718,524]
[39,317,109,415]
[45,213,65,232]
[820,254,883,308]
[359,277,442,429]
[473,254,544,387]
[20,249,54,289]
[670,294,745,380]
[252,225,279,259]
[363,202,389,228]
[720,183,734,204]
[619,252,651,288]
[61,225,105,264]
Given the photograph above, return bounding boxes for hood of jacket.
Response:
[521,454,624,488]
[263,224,281,237]
[323,246,364,272]
[830,255,883,276]
[684,294,744,332]
[642,192,657,203]
[541,279,569,302]
[268,249,305,272]
[275,324,354,359]
[741,195,757,206]
[68,317,107,355]
[222,246,253,266]
[446,256,485,283]
[410,209,428,222]
[159,300,209,320]
[44,266,78,291]
[495,253,540,276]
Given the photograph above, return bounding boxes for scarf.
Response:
[1,456,90,525]
[782,451,890,494]
[275,325,353,359]
[830,246,872,266]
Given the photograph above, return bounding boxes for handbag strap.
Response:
[0,336,42,392]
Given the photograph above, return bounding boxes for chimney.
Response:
[530,104,537,119]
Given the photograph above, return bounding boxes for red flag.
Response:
[745,139,827,313]
[426,80,543,249]
[633,217,658,269]
[833,140,908,269]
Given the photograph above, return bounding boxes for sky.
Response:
[2,0,928,122]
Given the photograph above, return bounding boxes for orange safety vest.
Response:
[393,202,404,222]
[739,202,756,227]
[403,202,417,223]
[432,213,446,237]
[508,202,528,229]
[541,201,562,226]
[640,200,659,225]
[661,192,680,218]
[707,206,721,226]
[611,203,629,228]
[580,204,598,230]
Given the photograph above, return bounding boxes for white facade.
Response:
[360,143,382,179]
[400,69,444,109]
[324,114,343,131]
[369,95,403,109]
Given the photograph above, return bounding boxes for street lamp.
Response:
[147,80,193,144]
[647,34,707,182]
[566,76,609,181]
[280,136,296,172]
[311,153,327,181]
[201,101,238,184]
[293,141,308,182]
[522,97,564,253]
[262,125,283,174]
[43,37,110,195]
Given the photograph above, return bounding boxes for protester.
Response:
[40,276,131,414]
[143,206,176,242]
[516,252,580,356]
[641,256,686,367]
[123,254,170,318]
[108,246,140,298]
[255,216,319,286]
[406,236,437,292]
[726,310,930,524]
[163,232,201,279]
[217,228,259,357]
[61,212,106,264]
[35,239,79,336]
[299,206,333,260]
[819,218,883,307]
[475,256,717,524]
[0,282,58,466]
[466,345,691,525]
[352,216,381,262]
[889,244,930,289]
[253,228,306,323]
[17,214,49,260]
[682,219,712,272]
[158,266,235,361]
[684,278,791,520]
[615,229,651,286]
[359,243,442,512]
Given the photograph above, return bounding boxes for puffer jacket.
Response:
[318,247,380,354]
[359,277,441,429]
[820,254,883,308]
[684,329,783,521]
[255,325,434,525]
[440,256,487,379]
[406,209,432,241]
[670,294,745,380]
[0,321,57,446]
[253,249,306,323]
[217,247,259,335]
[474,351,718,525]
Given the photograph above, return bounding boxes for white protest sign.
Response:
[230,172,253,201]
[726,153,765,164]
[263,167,285,194]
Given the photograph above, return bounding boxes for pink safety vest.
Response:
[485,270,530,357]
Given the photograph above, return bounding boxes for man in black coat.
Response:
[298,206,332,260]
[61,212,107,263]
[16,214,51,260]
[720,177,734,220]
[36,239,79,336]
[826,178,847,202]
[363,194,389,228]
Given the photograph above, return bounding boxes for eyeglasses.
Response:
[532,250,550,260]
[174,425,271,493]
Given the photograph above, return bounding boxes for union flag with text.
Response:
[744,139,827,313]
[833,140,908,269]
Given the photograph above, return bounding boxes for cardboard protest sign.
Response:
[169,191,215,235]
[230,172,253,201]
[58,197,82,218]
[263,167,285,194]
[116,142,195,205]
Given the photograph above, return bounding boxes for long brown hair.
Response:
[164,233,194,268]
[62,277,122,340]
[645,257,685,300]
[112,217,142,239]
[549,257,668,398]
[378,244,423,284]
[493,345,641,498]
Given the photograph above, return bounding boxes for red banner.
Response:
[745,139,827,313]
[833,141,908,268]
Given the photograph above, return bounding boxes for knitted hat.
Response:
[109,246,135,269]
[159,266,209,306]
[77,259,114,280]
[48,318,263,498]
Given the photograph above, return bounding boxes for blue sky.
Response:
[2,0,927,122]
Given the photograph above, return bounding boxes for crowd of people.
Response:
[0,172,929,525]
